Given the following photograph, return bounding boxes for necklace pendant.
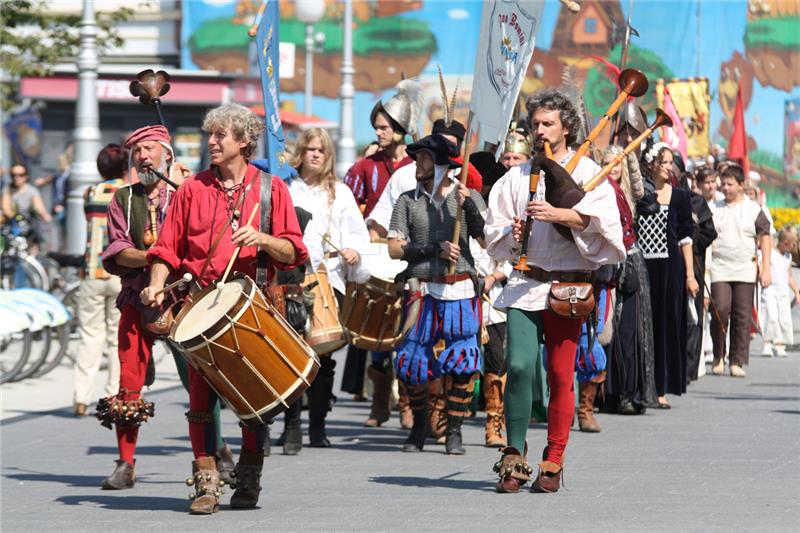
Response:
[231,220,239,232]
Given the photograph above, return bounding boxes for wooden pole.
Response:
[448,110,475,275]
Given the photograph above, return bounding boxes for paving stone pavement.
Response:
[2,339,799,532]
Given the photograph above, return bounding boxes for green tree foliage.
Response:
[0,0,131,109]
[584,44,675,120]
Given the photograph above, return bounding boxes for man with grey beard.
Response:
[95,125,199,490]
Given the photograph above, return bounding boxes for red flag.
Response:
[727,79,750,176]
[661,86,688,161]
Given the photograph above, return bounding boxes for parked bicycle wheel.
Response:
[33,322,71,378]
[11,289,72,379]
[0,303,32,384]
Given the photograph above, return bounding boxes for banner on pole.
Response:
[470,0,545,151]
[255,0,293,179]
[655,78,711,160]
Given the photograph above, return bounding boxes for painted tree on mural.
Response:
[584,44,674,120]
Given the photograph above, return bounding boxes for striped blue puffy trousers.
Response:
[394,295,482,385]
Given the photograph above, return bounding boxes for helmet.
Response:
[615,102,648,136]
[370,79,424,140]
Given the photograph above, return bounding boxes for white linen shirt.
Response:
[485,156,625,312]
[288,179,371,294]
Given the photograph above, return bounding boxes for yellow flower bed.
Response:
[770,208,800,230]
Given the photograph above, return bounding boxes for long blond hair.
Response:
[291,128,337,204]
[603,145,634,214]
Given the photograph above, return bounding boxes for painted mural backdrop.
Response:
[181,0,800,205]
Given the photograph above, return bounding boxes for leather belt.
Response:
[418,272,472,285]
[521,266,592,284]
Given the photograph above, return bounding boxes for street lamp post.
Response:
[65,0,102,256]
[336,0,356,178]
[296,1,326,117]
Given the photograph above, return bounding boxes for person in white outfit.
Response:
[72,145,125,417]
[287,128,370,447]
[761,226,799,357]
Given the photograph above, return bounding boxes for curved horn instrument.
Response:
[129,69,171,127]
[563,68,648,174]
[582,108,672,193]
[129,69,179,190]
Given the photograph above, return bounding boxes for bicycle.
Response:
[0,298,33,384]
[0,216,49,291]
[33,253,82,377]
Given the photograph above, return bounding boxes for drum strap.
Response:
[195,215,232,285]
[256,172,273,287]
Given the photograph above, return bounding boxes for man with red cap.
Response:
[141,103,307,514]
[97,124,190,490]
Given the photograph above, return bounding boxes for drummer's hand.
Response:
[457,182,470,206]
[439,241,460,262]
[140,286,164,308]
[340,247,359,265]
[511,216,524,243]
[232,225,262,247]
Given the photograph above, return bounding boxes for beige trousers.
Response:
[73,276,122,405]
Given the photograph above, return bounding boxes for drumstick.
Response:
[219,202,260,287]
[154,272,193,297]
[322,234,342,253]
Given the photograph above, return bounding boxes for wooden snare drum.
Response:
[340,241,420,352]
[304,264,347,355]
[169,274,319,423]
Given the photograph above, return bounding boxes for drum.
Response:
[340,241,420,352]
[169,274,319,423]
[304,265,347,355]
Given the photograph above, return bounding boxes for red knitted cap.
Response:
[124,125,170,149]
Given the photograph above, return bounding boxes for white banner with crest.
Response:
[471,0,545,150]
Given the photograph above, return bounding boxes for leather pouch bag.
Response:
[267,284,309,334]
[547,282,595,319]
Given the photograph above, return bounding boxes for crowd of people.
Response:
[2,79,797,513]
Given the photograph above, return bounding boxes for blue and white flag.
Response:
[470,0,545,152]
[255,0,292,179]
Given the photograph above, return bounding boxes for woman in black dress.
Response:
[601,146,658,414]
[637,143,698,408]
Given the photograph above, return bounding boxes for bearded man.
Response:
[97,125,188,489]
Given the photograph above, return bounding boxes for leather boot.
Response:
[577,382,601,433]
[531,461,563,493]
[101,459,135,490]
[397,381,413,429]
[484,373,507,448]
[187,456,221,514]
[283,400,302,455]
[308,357,335,447]
[229,449,264,509]
[402,409,428,452]
[215,444,235,485]
[445,415,465,455]
[364,364,391,427]
[428,377,447,444]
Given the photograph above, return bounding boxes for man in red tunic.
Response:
[343,79,420,218]
[98,125,188,490]
[142,103,307,514]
